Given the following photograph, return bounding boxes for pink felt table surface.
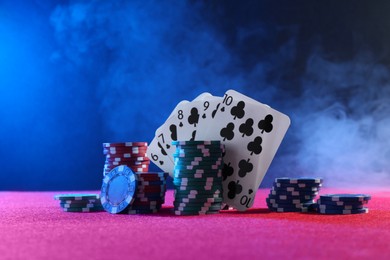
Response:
[0,188,389,260]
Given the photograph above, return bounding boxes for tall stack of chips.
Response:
[100,165,168,214]
[172,141,225,215]
[266,177,322,212]
[54,194,104,212]
[314,194,370,214]
[103,142,150,176]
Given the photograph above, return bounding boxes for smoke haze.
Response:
[1,0,389,189]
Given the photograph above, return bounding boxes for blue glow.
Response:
[1,0,389,190]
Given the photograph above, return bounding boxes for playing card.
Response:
[148,93,216,174]
[197,90,290,211]
[147,134,175,173]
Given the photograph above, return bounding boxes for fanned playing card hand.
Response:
[148,90,290,211]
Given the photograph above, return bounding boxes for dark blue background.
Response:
[1,0,390,190]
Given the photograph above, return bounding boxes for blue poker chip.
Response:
[268,193,316,201]
[317,199,368,207]
[316,203,365,211]
[273,182,322,189]
[267,206,303,212]
[100,165,137,214]
[270,189,319,197]
[275,177,323,184]
[317,207,369,215]
[319,194,371,202]
[272,185,321,192]
[267,197,314,205]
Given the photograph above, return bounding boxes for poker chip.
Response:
[270,189,319,197]
[102,142,150,176]
[317,207,369,215]
[54,194,103,213]
[266,177,323,213]
[60,203,101,208]
[316,199,368,207]
[62,207,105,212]
[127,209,158,214]
[273,182,322,189]
[275,177,323,185]
[59,199,100,204]
[319,194,371,202]
[100,165,168,214]
[172,140,224,215]
[135,172,168,179]
[312,194,371,215]
[54,194,100,200]
[267,207,303,213]
[174,210,220,216]
[103,142,148,147]
[100,165,137,214]
[172,140,222,146]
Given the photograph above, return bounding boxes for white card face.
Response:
[196,89,290,211]
[147,135,175,173]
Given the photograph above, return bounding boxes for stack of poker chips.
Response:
[314,194,371,215]
[127,172,168,214]
[103,142,150,176]
[172,140,224,216]
[101,165,167,214]
[54,194,104,212]
[266,177,322,212]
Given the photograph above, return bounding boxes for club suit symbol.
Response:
[188,108,200,127]
[239,118,254,137]
[220,123,235,141]
[247,136,262,155]
[258,114,273,133]
[230,101,245,120]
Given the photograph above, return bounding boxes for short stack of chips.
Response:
[314,194,370,214]
[172,140,224,216]
[54,194,104,212]
[103,142,150,176]
[266,177,322,212]
[100,165,168,214]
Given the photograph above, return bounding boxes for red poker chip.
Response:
[135,172,168,178]
[137,187,166,193]
[104,161,150,167]
[103,149,148,155]
[104,152,147,158]
[104,166,150,173]
[104,156,149,161]
[104,160,150,165]
[104,161,150,166]
[135,178,167,183]
[135,190,166,196]
[134,198,165,204]
[132,200,164,206]
[104,165,150,171]
[103,142,148,147]
[103,164,149,170]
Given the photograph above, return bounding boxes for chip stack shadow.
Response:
[103,142,150,175]
[172,141,225,216]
